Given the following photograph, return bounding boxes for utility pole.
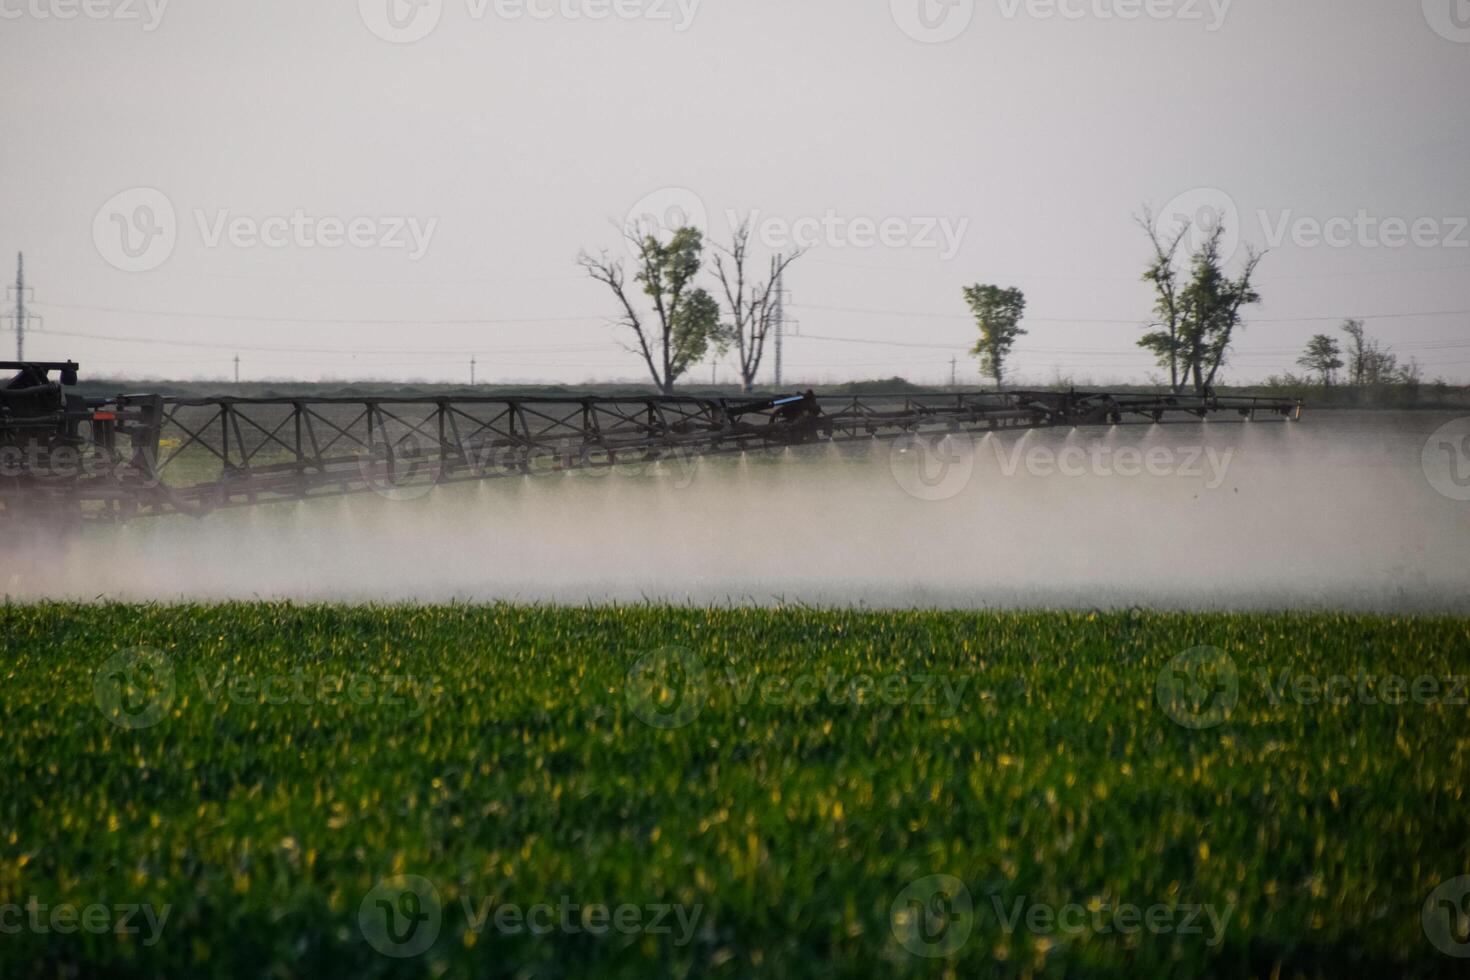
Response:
[5,253,38,360]
[233,355,240,384]
[773,266,784,389]
[470,356,476,385]
[950,356,957,388]
[14,254,24,361]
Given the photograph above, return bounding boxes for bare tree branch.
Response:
[577,249,660,388]
[711,217,806,392]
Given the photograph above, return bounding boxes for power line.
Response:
[32,296,1470,333]
[32,301,604,327]
[790,301,1470,325]
[41,328,617,356]
[807,254,1470,283]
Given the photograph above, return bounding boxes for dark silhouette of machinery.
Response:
[0,360,1302,525]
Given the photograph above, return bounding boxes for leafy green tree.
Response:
[1296,334,1343,388]
[580,227,722,394]
[1137,209,1264,394]
[962,284,1026,388]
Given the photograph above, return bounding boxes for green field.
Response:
[3,604,1468,977]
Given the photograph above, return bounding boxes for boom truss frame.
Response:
[3,386,1302,523]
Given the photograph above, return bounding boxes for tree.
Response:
[1296,334,1343,388]
[1339,318,1411,386]
[1340,318,1369,385]
[962,284,1026,388]
[1136,209,1190,393]
[579,226,722,395]
[1137,208,1265,395]
[710,218,806,393]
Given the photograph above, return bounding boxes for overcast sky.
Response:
[2,0,1467,385]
